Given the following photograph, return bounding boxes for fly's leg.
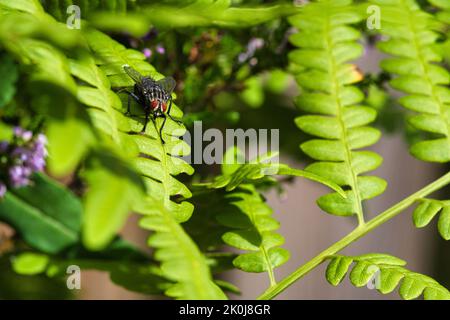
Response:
[128,86,143,116]
[166,97,183,125]
[141,110,150,133]
[159,114,167,144]
[118,90,141,116]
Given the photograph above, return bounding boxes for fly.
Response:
[121,65,182,144]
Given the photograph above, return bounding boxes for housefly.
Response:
[121,65,182,144]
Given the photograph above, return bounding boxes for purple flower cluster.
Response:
[142,44,165,59]
[0,127,47,198]
[238,38,265,64]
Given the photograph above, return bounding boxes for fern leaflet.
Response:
[413,198,450,240]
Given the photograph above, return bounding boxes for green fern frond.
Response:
[220,184,289,285]
[413,198,450,240]
[40,0,298,36]
[139,1,298,28]
[138,195,226,299]
[191,149,289,285]
[191,184,289,286]
[326,253,450,300]
[84,29,225,299]
[288,0,386,220]
[40,0,132,21]
[372,0,450,162]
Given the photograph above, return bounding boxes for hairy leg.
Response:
[166,97,183,125]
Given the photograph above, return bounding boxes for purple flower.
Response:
[0,183,6,198]
[22,131,33,141]
[13,127,33,141]
[27,153,46,171]
[156,45,165,55]
[12,147,29,162]
[13,127,23,137]
[238,38,265,64]
[248,38,264,52]
[36,133,47,145]
[143,48,152,58]
[2,128,48,189]
[238,53,248,64]
[9,165,31,187]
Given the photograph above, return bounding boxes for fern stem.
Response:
[257,171,450,299]
[262,246,277,287]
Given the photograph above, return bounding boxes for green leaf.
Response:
[438,206,450,240]
[326,254,450,300]
[399,275,427,300]
[318,191,356,216]
[82,152,143,251]
[12,253,49,275]
[233,248,289,273]
[410,139,450,163]
[326,256,353,286]
[0,53,18,108]
[192,150,290,284]
[220,184,290,276]
[349,261,379,287]
[0,174,82,254]
[373,0,450,164]
[378,268,405,294]
[240,76,264,108]
[289,0,385,219]
[295,115,342,139]
[46,115,94,176]
[413,199,443,228]
[139,197,226,300]
[411,198,450,240]
[88,3,298,34]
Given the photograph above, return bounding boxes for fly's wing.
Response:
[156,76,176,95]
[123,65,144,85]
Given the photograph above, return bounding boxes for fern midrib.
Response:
[324,9,365,225]
[404,0,450,145]
[150,119,215,298]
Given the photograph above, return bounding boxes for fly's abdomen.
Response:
[148,85,169,113]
